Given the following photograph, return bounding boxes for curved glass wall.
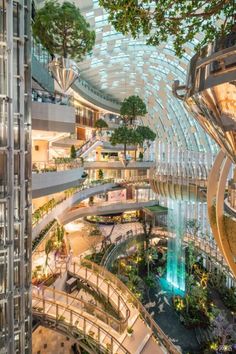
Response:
[78,0,217,154]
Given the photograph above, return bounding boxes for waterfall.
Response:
[166,199,186,292]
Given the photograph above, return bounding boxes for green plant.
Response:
[53,157,75,164]
[55,224,65,245]
[32,198,56,224]
[33,0,95,61]
[139,151,143,161]
[110,126,140,163]
[94,118,108,133]
[98,169,104,180]
[127,327,133,335]
[45,239,54,267]
[135,125,156,150]
[32,219,57,251]
[99,0,235,57]
[120,95,147,125]
[70,145,77,159]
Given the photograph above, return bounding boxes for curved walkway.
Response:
[32,286,128,333]
[32,296,129,354]
[33,176,151,240]
[32,182,119,240]
[59,200,157,225]
[102,226,229,272]
[68,258,179,354]
[32,257,179,354]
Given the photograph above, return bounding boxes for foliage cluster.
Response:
[110,95,156,163]
[33,0,95,61]
[99,0,236,57]
[33,198,56,224]
[120,95,147,124]
[32,219,56,251]
[94,119,108,131]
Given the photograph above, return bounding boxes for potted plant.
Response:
[33,0,95,91]
[127,327,133,337]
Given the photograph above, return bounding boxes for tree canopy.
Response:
[33,0,95,61]
[94,118,108,130]
[120,95,147,124]
[110,126,140,162]
[99,0,235,57]
[136,126,156,147]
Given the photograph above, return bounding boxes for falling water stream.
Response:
[166,199,186,292]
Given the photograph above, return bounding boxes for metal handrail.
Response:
[68,260,130,322]
[33,286,126,333]
[102,230,144,268]
[79,259,180,354]
[76,136,100,156]
[32,296,130,354]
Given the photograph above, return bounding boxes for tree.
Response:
[33,0,95,61]
[141,216,153,250]
[136,126,156,150]
[110,126,139,164]
[120,95,147,125]
[99,0,235,57]
[94,119,108,135]
[70,145,77,159]
[55,224,64,245]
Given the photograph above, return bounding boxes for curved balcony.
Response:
[85,160,154,170]
[32,181,119,240]
[32,51,121,114]
[72,78,121,114]
[59,200,157,225]
[32,160,84,198]
[149,169,207,202]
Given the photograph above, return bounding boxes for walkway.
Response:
[68,258,179,354]
[32,257,180,354]
[59,200,157,225]
[32,181,119,240]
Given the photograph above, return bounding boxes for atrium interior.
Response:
[0,0,236,353]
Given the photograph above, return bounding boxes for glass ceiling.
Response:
[77,0,217,154]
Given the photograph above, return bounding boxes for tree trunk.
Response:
[124,142,127,162]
